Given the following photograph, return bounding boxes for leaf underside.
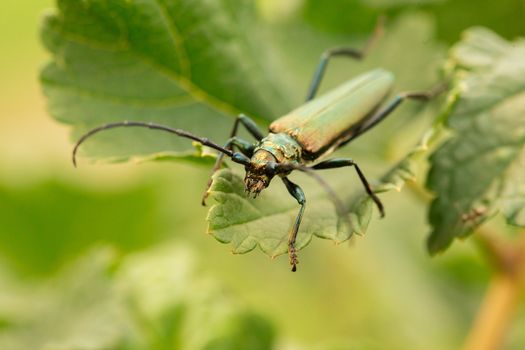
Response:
[41,0,293,162]
[427,27,525,253]
[42,0,444,259]
[206,131,431,258]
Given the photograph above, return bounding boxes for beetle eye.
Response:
[231,152,250,165]
[274,163,293,174]
[265,162,277,174]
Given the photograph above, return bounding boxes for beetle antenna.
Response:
[72,121,235,167]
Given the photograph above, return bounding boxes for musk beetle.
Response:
[72,18,446,271]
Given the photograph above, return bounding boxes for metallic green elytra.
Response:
[270,69,394,160]
[72,20,445,271]
[242,69,394,195]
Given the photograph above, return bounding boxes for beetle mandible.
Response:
[72,19,445,271]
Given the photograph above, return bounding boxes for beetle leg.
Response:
[305,16,384,101]
[312,158,384,217]
[201,137,254,205]
[282,177,306,272]
[201,114,264,205]
[232,113,265,141]
[340,82,449,145]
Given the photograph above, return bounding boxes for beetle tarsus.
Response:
[289,245,299,272]
[201,114,263,203]
[370,192,385,218]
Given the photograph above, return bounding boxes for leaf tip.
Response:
[426,232,450,256]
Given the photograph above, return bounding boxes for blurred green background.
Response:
[1,0,524,349]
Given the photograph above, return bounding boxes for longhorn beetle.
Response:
[72,19,446,271]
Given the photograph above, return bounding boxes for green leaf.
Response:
[41,0,293,162]
[206,131,433,258]
[427,27,525,253]
[116,244,276,350]
[0,179,163,276]
[0,248,131,350]
[0,245,276,350]
[363,0,444,7]
[301,0,443,36]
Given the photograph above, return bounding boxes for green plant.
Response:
[37,0,525,348]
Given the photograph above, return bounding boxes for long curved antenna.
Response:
[72,121,235,167]
[276,163,350,224]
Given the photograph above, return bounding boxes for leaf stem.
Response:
[463,232,525,350]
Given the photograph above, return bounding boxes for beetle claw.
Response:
[288,245,299,272]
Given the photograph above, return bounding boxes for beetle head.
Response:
[244,150,277,198]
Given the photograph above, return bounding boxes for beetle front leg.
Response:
[202,114,263,205]
[306,17,384,101]
[201,137,254,205]
[282,177,306,272]
[312,158,384,217]
[230,113,265,141]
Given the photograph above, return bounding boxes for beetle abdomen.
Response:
[270,69,394,159]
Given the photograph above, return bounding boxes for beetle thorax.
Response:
[255,133,303,164]
[244,133,302,198]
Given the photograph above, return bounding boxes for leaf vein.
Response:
[153,0,192,77]
[48,17,250,122]
[42,78,197,109]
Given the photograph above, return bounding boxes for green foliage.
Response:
[427,28,525,253]
[301,0,443,36]
[35,0,525,346]
[302,0,525,45]
[426,0,525,44]
[0,245,275,350]
[302,0,379,35]
[0,0,523,348]
[0,249,128,350]
[41,0,293,162]
[0,179,162,275]
[40,0,525,262]
[42,0,448,259]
